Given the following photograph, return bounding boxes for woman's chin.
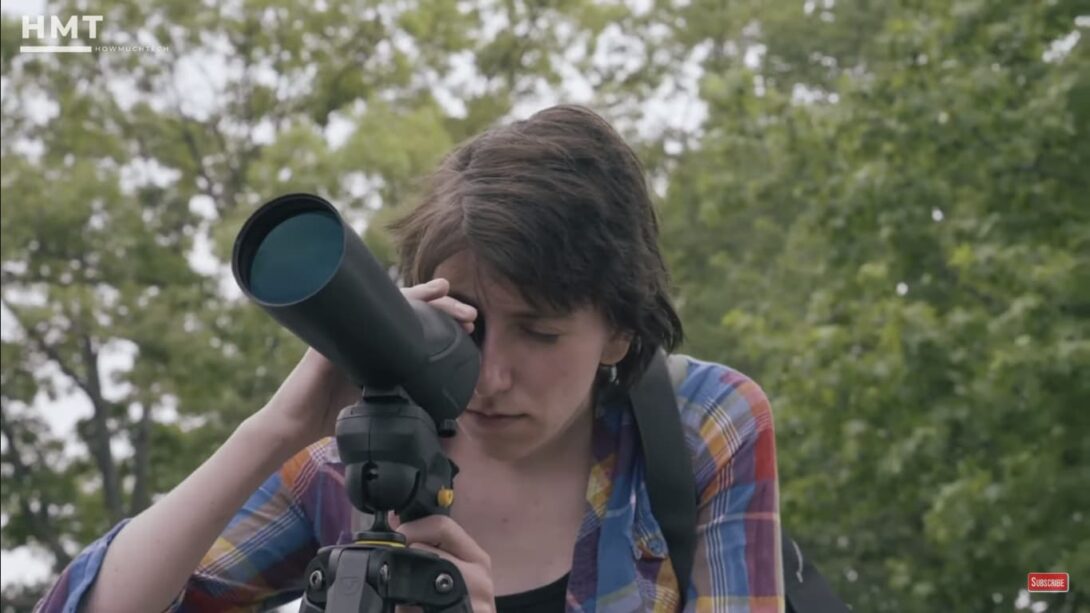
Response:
[457,423,538,463]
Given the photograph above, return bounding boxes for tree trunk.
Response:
[129,401,152,515]
[80,335,125,524]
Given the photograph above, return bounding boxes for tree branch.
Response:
[0,407,73,569]
[3,298,125,523]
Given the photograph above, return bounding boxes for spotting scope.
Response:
[232,193,479,612]
[231,192,480,423]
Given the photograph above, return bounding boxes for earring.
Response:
[603,364,618,385]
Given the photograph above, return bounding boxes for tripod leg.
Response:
[324,549,385,613]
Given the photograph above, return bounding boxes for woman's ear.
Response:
[600,329,633,366]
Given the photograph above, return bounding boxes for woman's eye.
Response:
[524,328,560,343]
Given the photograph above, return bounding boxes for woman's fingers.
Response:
[407,543,487,588]
[401,278,449,300]
[400,279,477,333]
[429,296,477,322]
[407,543,495,613]
[398,515,491,571]
[398,516,495,613]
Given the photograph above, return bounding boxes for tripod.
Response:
[298,387,472,613]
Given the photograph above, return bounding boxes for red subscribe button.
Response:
[1027,573,1069,593]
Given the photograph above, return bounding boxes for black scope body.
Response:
[231,193,480,423]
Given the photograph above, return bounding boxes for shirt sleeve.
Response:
[35,442,330,613]
[683,365,785,612]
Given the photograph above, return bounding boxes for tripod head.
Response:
[232,194,480,611]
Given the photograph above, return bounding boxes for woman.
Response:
[37,105,784,612]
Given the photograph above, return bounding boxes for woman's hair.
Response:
[389,104,683,390]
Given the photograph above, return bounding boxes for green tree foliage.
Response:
[1,0,1085,611]
[660,1,1089,611]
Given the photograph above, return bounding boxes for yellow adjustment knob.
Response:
[437,488,455,508]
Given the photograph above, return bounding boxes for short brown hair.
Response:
[389,105,683,390]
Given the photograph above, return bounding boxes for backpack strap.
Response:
[629,349,698,598]
[631,351,852,612]
[782,529,852,613]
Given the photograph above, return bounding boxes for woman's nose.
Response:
[474,330,512,397]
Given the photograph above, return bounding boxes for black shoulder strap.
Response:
[782,529,852,613]
[629,349,698,596]
[631,352,852,613]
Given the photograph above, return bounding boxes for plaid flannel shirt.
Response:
[37,354,784,612]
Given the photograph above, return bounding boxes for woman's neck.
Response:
[518,404,595,475]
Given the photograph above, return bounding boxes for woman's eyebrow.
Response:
[510,308,561,321]
[448,290,560,321]
[507,304,567,322]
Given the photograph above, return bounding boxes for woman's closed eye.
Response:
[522,326,560,343]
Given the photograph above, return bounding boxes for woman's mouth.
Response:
[464,410,526,430]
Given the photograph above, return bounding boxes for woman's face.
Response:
[432,251,630,464]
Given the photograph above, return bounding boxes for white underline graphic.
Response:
[19,45,93,53]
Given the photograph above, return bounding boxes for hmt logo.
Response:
[20,15,104,54]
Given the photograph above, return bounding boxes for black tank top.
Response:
[494,572,569,612]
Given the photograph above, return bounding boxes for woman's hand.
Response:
[394,514,495,613]
[245,278,478,455]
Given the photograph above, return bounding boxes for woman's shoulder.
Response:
[665,353,776,478]
[280,437,344,492]
[291,436,341,466]
[666,353,773,416]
